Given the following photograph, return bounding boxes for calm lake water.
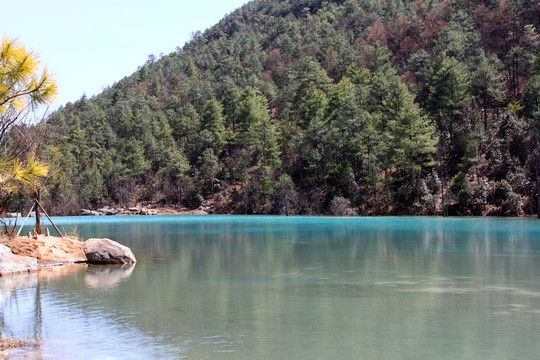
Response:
[2,216,540,359]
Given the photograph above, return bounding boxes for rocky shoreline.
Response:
[0,235,136,277]
[80,204,209,216]
[5,204,210,219]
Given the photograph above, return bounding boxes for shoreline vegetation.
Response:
[5,201,540,219]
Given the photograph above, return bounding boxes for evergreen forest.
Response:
[8,0,540,216]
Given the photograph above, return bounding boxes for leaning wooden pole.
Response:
[34,191,41,235]
[35,200,63,238]
[16,203,36,237]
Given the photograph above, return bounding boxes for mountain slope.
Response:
[19,0,540,216]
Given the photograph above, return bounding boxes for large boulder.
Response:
[84,238,136,264]
[0,244,38,276]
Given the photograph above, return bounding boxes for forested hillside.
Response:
[12,0,540,216]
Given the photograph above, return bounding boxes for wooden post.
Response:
[16,203,36,237]
[35,190,42,235]
[35,200,63,238]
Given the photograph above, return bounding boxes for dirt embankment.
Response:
[0,235,86,266]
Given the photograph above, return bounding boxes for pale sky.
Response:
[3,0,251,109]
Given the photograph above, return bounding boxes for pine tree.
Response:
[0,36,57,144]
[471,52,505,129]
[428,55,470,139]
[199,99,226,154]
[384,80,437,178]
[522,75,540,217]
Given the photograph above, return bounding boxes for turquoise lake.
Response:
[2,216,540,359]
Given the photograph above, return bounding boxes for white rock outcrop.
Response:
[0,244,38,276]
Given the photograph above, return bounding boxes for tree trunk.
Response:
[441,177,446,217]
[483,91,488,130]
[534,144,540,219]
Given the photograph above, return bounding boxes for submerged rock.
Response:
[84,238,136,264]
[0,244,38,276]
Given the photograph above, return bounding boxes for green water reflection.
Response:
[2,216,540,359]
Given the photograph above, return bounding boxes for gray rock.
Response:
[5,212,22,218]
[128,207,140,212]
[80,209,100,216]
[0,244,38,276]
[140,208,157,215]
[84,238,136,264]
[97,207,117,215]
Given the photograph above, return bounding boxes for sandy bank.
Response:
[0,235,86,267]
